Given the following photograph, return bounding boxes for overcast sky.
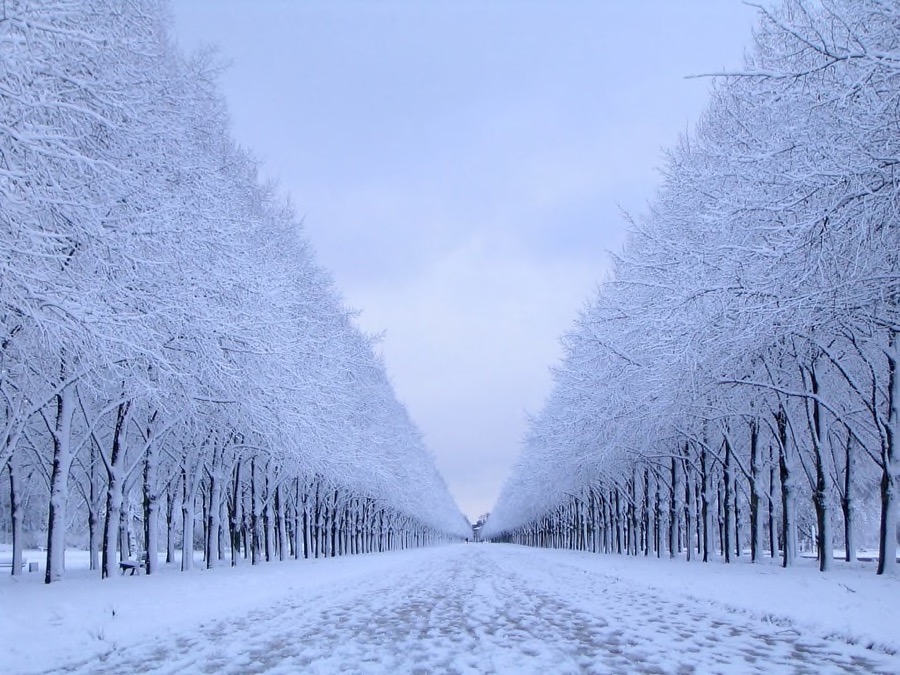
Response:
[172,1,756,522]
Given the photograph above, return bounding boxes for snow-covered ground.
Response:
[1,544,898,674]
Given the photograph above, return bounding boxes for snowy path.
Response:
[26,544,899,674]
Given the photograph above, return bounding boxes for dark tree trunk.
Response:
[768,442,777,559]
[88,440,101,571]
[749,420,762,562]
[808,365,833,571]
[700,444,710,562]
[669,456,679,558]
[230,459,242,567]
[877,333,898,576]
[683,451,693,562]
[166,476,179,564]
[777,407,797,567]
[724,436,733,564]
[8,455,24,576]
[643,468,652,556]
[842,435,857,562]
[250,457,261,565]
[734,480,742,558]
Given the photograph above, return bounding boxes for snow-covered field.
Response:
[1,544,898,674]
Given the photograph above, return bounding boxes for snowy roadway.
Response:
[8,545,900,674]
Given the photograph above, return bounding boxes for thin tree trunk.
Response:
[143,436,160,574]
[669,456,679,558]
[101,400,130,579]
[45,385,76,584]
[842,435,857,562]
[276,483,288,561]
[768,442,777,559]
[250,457,261,565]
[230,459,243,567]
[724,435,733,564]
[206,459,222,569]
[654,477,662,557]
[749,420,762,562]
[181,462,201,572]
[777,407,798,568]
[877,332,899,575]
[683,452,693,562]
[700,443,711,562]
[808,364,833,571]
[8,453,23,576]
[88,439,101,572]
[293,478,302,560]
[644,469,653,557]
[166,476,179,564]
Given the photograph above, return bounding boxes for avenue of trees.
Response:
[0,0,468,582]
[483,0,900,575]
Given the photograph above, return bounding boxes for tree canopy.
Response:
[0,0,468,582]
[484,0,900,576]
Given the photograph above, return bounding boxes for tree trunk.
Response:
[293,478,302,560]
[717,481,725,556]
[303,483,311,559]
[654,477,662,557]
[204,438,229,570]
[45,385,76,584]
[263,466,274,562]
[877,332,899,575]
[143,440,160,574]
[8,453,24,576]
[629,475,639,556]
[101,464,124,577]
[88,440,101,572]
[683,452,693,562]
[181,462,201,572]
[749,420,763,562]
[230,459,243,567]
[768,442,778,559]
[808,364,833,572]
[250,457,261,565]
[734,474,742,559]
[118,499,132,561]
[166,476,179,564]
[669,456,679,558]
[614,487,623,554]
[644,469,653,557]
[777,407,798,567]
[842,435,857,562]
[723,435,733,564]
[101,400,131,579]
[700,443,711,562]
[206,461,222,569]
[276,483,288,561]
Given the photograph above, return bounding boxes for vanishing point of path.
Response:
[46,545,899,674]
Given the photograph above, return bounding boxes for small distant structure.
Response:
[472,513,489,542]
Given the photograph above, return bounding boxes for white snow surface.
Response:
[1,544,898,674]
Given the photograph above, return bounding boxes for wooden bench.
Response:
[119,552,148,576]
[119,559,141,575]
[0,556,28,573]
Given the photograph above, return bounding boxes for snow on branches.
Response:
[0,0,468,582]
[485,0,900,575]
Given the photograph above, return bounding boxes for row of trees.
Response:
[483,0,899,575]
[0,0,468,582]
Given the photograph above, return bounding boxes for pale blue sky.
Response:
[172,1,755,521]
